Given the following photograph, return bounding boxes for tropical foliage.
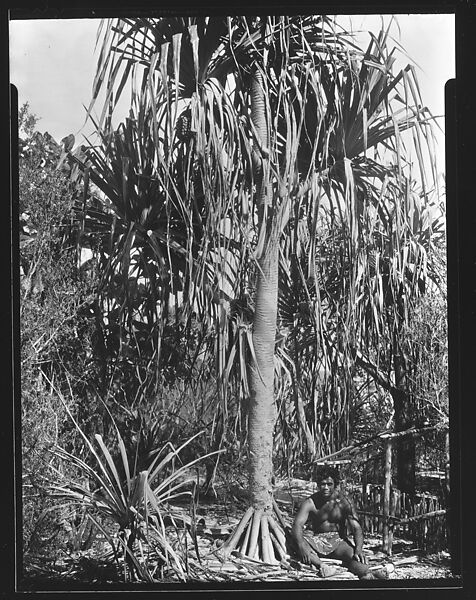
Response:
[18,109,98,556]
[66,14,444,558]
[76,14,441,453]
[49,376,222,581]
[18,13,448,583]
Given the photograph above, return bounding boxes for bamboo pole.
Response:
[375,487,379,533]
[389,487,396,551]
[399,509,446,523]
[382,439,392,555]
[312,423,448,465]
[401,491,406,535]
[362,459,367,507]
[356,510,400,522]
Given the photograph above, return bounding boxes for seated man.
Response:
[290,465,389,579]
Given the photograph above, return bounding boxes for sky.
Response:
[9,14,455,174]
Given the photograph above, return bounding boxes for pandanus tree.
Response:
[347,177,446,493]
[77,15,439,562]
[79,15,353,562]
[309,30,443,493]
[272,24,441,475]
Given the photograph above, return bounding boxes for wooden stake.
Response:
[382,438,392,555]
[247,509,262,560]
[362,455,368,502]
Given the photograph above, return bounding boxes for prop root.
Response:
[219,505,289,564]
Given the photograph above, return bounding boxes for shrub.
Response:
[49,383,223,582]
[18,104,99,562]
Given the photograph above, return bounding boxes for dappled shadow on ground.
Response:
[21,478,455,588]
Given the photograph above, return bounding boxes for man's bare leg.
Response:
[298,539,336,577]
[328,541,388,579]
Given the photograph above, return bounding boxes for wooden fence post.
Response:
[382,438,393,555]
[444,429,451,553]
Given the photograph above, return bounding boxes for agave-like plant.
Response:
[48,377,222,581]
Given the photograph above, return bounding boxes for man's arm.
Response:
[291,499,321,566]
[342,498,366,563]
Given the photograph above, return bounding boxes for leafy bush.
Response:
[18,104,99,560]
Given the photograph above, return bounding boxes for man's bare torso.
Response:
[307,491,350,535]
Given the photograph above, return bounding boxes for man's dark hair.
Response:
[314,465,340,485]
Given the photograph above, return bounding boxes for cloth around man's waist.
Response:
[307,531,345,555]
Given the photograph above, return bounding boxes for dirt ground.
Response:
[184,477,454,582]
[23,477,456,586]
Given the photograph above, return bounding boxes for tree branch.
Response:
[311,422,448,465]
[353,349,393,391]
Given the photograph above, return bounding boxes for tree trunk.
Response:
[247,67,277,512]
[220,60,286,566]
[248,241,279,511]
[393,342,416,495]
[292,333,316,460]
